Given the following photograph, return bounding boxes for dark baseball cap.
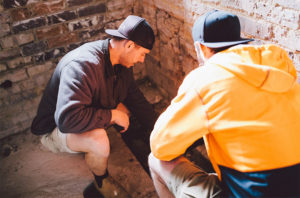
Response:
[192,10,253,48]
[105,15,155,50]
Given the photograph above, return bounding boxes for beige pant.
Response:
[41,128,79,154]
[148,153,223,198]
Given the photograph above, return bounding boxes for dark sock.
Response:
[93,170,109,188]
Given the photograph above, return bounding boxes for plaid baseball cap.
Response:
[192,10,253,48]
[105,15,155,50]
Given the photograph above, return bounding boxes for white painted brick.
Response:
[269,8,299,29]
[220,0,241,10]
[239,16,272,40]
[274,28,300,51]
[202,0,220,3]
[240,0,257,15]
[281,9,300,29]
[293,53,300,71]
[254,1,272,18]
[274,0,300,10]
[188,1,212,16]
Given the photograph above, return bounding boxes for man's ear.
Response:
[194,41,203,63]
[194,41,201,54]
[124,40,135,49]
[200,44,215,59]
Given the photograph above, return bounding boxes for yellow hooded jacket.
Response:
[150,44,300,178]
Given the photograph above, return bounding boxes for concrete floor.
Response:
[0,127,158,198]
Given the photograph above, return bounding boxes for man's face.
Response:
[119,42,150,68]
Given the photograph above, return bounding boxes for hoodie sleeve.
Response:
[54,61,111,133]
[150,85,210,161]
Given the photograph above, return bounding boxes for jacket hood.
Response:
[208,44,297,93]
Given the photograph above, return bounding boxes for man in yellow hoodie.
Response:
[149,10,300,197]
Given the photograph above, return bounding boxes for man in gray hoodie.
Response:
[31,15,156,198]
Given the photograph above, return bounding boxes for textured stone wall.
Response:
[1,0,300,138]
[134,0,300,99]
[0,0,134,139]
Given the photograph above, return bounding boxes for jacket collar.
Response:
[103,39,115,78]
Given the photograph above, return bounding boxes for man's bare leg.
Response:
[66,128,130,197]
[66,128,109,176]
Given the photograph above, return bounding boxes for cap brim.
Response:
[201,38,254,48]
[105,29,128,39]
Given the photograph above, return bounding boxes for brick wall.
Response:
[134,0,300,99]
[1,0,300,138]
[0,0,134,139]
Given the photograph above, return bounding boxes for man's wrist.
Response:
[111,109,117,124]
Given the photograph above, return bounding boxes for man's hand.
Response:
[116,103,130,116]
[111,109,129,133]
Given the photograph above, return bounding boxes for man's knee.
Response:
[67,128,110,157]
[148,153,158,172]
[148,153,190,176]
[85,128,110,157]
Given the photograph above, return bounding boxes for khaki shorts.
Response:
[149,153,223,198]
[169,161,223,197]
[41,128,79,154]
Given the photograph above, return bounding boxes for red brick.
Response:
[0,23,10,37]
[0,11,10,23]
[10,7,31,21]
[47,10,77,24]
[30,0,64,17]
[21,41,48,56]
[67,0,92,7]
[36,24,69,40]
[3,0,27,9]
[0,48,20,61]
[78,3,106,17]
[0,36,16,49]
[27,62,54,77]
[12,16,46,33]
[15,32,34,45]
[0,64,7,72]
[47,32,78,48]
[0,69,28,83]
